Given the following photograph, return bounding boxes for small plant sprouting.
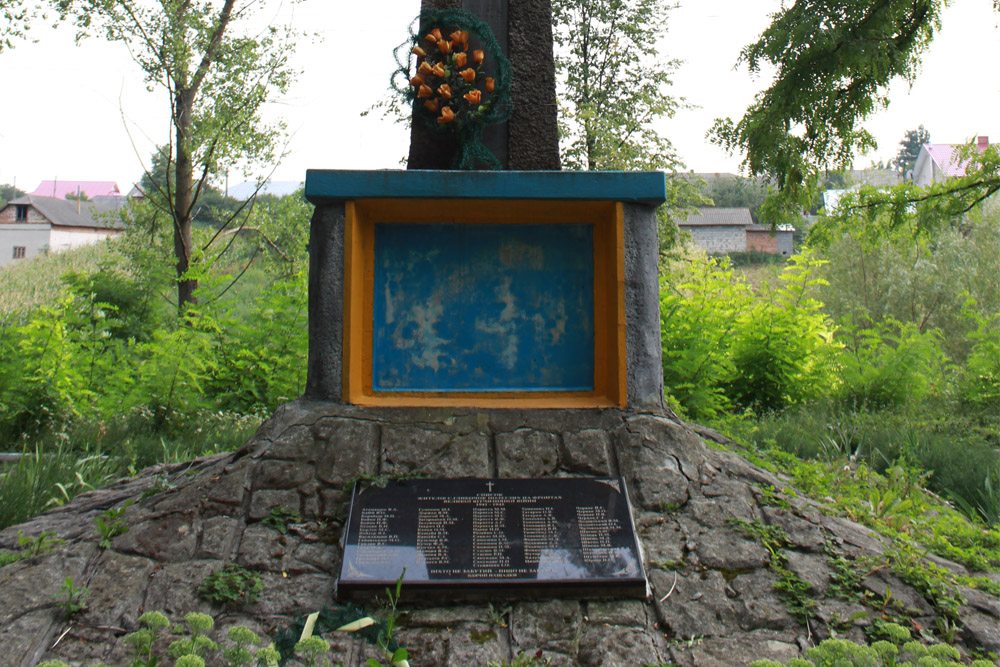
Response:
[261,505,303,534]
[0,530,63,568]
[124,610,170,666]
[55,576,89,619]
[370,568,408,667]
[295,636,331,667]
[199,563,263,605]
[95,499,133,549]
[168,612,219,659]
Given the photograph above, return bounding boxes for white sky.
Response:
[1,1,997,193]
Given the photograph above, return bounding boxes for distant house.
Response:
[0,195,124,268]
[747,224,794,256]
[911,135,992,186]
[29,180,124,203]
[679,207,794,256]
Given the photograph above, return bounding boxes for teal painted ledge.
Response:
[304,170,667,206]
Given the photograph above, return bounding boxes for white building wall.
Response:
[49,227,116,252]
[0,224,52,268]
[686,226,747,254]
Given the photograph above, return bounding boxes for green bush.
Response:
[660,249,837,418]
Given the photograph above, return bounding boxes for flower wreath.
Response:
[392,9,513,170]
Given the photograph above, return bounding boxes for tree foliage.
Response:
[4,0,301,312]
[552,0,683,172]
[711,0,945,220]
[706,177,769,222]
[893,125,930,177]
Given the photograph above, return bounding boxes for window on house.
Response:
[12,246,26,259]
[15,205,28,221]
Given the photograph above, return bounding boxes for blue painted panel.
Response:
[305,169,667,205]
[373,223,595,392]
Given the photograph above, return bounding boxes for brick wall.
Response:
[685,226,746,254]
[746,230,777,254]
[0,204,48,225]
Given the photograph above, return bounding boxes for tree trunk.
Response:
[174,89,197,313]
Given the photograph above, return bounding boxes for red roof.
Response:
[29,180,122,199]
[923,137,992,178]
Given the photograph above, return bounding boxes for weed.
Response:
[198,563,263,605]
[261,505,303,534]
[487,601,511,628]
[728,518,816,621]
[294,636,331,666]
[483,652,551,667]
[55,576,89,619]
[0,530,63,568]
[168,613,218,658]
[95,500,133,549]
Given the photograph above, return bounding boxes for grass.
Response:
[0,409,263,531]
[0,242,114,317]
[725,401,1000,528]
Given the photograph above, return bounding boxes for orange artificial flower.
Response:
[485,77,495,92]
[438,106,455,123]
[410,75,425,87]
[411,46,426,58]
[463,89,481,105]
[431,62,446,77]
[473,50,484,65]
[459,67,476,83]
[437,83,452,100]
[425,28,442,43]
[424,98,440,112]
[449,30,464,45]
[418,61,434,76]
[437,39,452,54]
[417,84,434,98]
[454,52,467,68]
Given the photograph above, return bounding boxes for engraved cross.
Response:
[486,481,495,493]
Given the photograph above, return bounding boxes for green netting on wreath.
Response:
[391,9,513,170]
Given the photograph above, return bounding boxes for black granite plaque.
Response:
[337,477,647,600]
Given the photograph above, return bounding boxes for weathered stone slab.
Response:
[497,429,559,477]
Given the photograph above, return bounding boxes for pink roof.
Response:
[924,137,992,178]
[29,180,122,199]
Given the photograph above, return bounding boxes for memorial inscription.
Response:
[338,478,647,600]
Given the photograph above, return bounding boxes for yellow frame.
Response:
[343,198,626,408]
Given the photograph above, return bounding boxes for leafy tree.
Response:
[552,0,708,253]
[892,125,930,178]
[552,0,683,172]
[64,191,90,202]
[0,183,26,208]
[139,146,240,228]
[706,177,769,222]
[711,0,946,221]
[5,0,300,313]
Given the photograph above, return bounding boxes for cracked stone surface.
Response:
[0,399,997,666]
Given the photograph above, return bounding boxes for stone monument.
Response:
[1,3,998,666]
